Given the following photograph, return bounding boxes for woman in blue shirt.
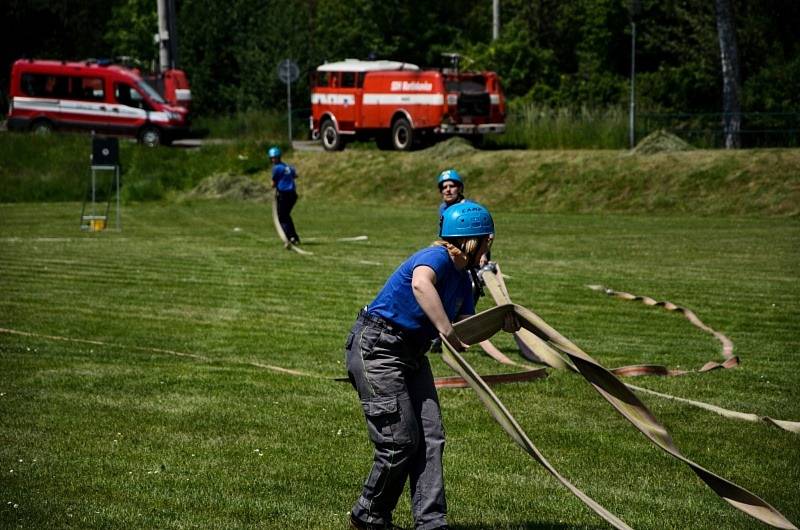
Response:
[345,201,496,530]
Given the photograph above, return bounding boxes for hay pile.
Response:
[632,129,694,155]
[424,137,477,157]
[185,172,271,201]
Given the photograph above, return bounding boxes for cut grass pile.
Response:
[1,200,798,529]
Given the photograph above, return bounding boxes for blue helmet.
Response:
[268,146,281,158]
[440,200,494,238]
[437,169,463,189]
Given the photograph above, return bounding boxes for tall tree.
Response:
[714,0,741,148]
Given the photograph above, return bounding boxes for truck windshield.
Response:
[136,79,166,104]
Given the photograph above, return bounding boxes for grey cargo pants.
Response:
[345,309,447,530]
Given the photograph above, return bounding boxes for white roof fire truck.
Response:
[310,58,506,151]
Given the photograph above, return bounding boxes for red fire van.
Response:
[7,59,190,146]
[310,59,506,151]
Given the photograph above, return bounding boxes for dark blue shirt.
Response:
[368,246,475,340]
[272,162,297,192]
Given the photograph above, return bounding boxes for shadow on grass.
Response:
[449,522,605,530]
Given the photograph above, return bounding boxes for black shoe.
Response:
[289,237,300,245]
[349,514,402,530]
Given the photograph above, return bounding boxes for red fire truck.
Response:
[6,59,190,146]
[144,68,192,109]
[310,59,506,151]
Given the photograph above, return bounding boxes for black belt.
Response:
[358,307,400,331]
[357,307,430,349]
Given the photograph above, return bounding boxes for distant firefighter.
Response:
[268,146,301,246]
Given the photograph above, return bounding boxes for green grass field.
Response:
[1,197,798,529]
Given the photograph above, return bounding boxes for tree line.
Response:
[2,0,798,120]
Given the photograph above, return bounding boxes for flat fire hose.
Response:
[481,268,575,371]
[482,267,800,433]
[443,303,797,529]
[586,284,738,376]
[271,194,312,255]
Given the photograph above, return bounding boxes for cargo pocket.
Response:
[361,396,413,447]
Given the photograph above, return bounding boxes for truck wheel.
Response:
[30,119,53,135]
[139,126,161,147]
[321,120,344,151]
[391,118,414,151]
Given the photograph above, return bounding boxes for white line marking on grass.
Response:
[291,235,368,243]
[0,238,130,243]
[0,327,321,379]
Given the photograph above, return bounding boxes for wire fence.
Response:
[638,112,800,148]
[501,106,799,149]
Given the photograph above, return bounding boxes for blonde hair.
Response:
[433,237,483,268]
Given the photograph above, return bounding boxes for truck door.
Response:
[59,75,110,132]
[111,82,149,133]
[334,72,358,131]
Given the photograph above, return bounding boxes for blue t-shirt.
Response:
[272,162,297,192]
[368,246,475,340]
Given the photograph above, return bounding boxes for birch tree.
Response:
[714,0,741,148]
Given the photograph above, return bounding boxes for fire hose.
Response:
[441,301,797,529]
[479,266,799,433]
[271,193,312,255]
[586,284,737,376]
[439,264,797,529]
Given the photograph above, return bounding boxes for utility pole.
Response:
[629,21,636,149]
[166,0,178,69]
[715,0,741,148]
[156,0,169,72]
[629,0,641,149]
[156,0,178,71]
[286,69,293,142]
[492,0,500,41]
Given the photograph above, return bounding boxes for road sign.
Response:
[278,59,299,84]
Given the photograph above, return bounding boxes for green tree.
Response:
[104,0,159,69]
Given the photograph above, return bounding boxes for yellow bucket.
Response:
[83,215,107,232]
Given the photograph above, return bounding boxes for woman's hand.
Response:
[442,326,469,352]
